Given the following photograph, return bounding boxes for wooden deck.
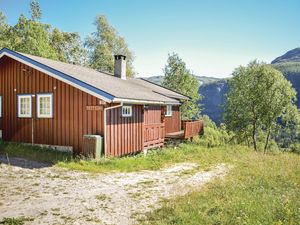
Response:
[166,120,204,140]
[165,130,185,139]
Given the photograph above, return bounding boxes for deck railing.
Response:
[143,123,165,149]
[182,120,204,139]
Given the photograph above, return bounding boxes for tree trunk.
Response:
[252,121,257,151]
[264,129,271,154]
[246,135,250,147]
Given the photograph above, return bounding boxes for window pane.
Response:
[122,106,132,117]
[38,95,52,117]
[18,96,31,117]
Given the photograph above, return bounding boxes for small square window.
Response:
[18,95,32,118]
[37,93,53,118]
[122,106,132,117]
[166,105,172,117]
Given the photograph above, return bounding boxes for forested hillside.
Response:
[146,75,219,86]
[272,61,300,108]
[146,48,300,125]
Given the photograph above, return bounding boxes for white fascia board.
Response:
[113,97,181,105]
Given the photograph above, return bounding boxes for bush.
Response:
[194,115,233,147]
[289,143,300,154]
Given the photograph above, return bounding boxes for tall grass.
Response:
[140,147,300,225]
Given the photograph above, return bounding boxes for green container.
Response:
[83,135,103,159]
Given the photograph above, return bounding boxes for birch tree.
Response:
[162,53,201,120]
[224,60,297,152]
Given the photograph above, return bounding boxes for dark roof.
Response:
[0,48,188,104]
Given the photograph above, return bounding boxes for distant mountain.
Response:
[272,49,300,108]
[145,76,163,85]
[144,48,300,125]
[272,48,300,64]
[144,75,220,86]
[199,79,229,124]
[144,75,225,125]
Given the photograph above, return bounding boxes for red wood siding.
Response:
[165,106,181,133]
[183,120,204,139]
[0,56,104,154]
[143,106,165,149]
[106,105,144,156]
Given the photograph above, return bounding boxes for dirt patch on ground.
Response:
[0,159,230,225]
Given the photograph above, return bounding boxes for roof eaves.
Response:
[113,97,181,105]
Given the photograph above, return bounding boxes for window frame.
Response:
[165,105,173,117]
[17,94,32,118]
[122,105,132,117]
[37,93,53,118]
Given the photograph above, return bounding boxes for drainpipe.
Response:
[103,102,123,157]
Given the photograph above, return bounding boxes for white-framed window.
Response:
[18,95,32,118]
[122,105,132,117]
[37,93,53,118]
[0,96,2,117]
[166,105,172,117]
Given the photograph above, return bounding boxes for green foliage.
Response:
[29,0,42,21]
[290,143,300,155]
[0,141,71,163]
[162,53,201,120]
[51,28,87,65]
[1,217,33,225]
[141,146,300,225]
[0,7,86,65]
[275,113,300,149]
[224,60,298,152]
[85,15,135,77]
[0,12,10,49]
[7,15,59,59]
[194,115,233,147]
[59,144,245,173]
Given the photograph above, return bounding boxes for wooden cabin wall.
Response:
[0,56,104,154]
[164,106,181,133]
[105,105,144,156]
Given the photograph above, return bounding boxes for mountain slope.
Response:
[144,48,300,125]
[199,79,229,124]
[145,75,220,86]
[272,48,300,64]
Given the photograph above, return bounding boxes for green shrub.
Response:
[289,143,300,154]
[194,115,233,147]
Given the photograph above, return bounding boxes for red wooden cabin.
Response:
[0,48,202,157]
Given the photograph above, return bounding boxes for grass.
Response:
[139,146,300,225]
[57,143,244,173]
[0,141,72,164]
[1,141,299,224]
[0,217,34,225]
[95,194,111,201]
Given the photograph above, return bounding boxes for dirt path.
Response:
[0,159,229,225]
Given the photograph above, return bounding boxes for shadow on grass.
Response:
[0,141,72,169]
[0,155,52,169]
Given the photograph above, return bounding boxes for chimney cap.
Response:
[114,55,126,60]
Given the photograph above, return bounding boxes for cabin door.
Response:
[143,105,165,149]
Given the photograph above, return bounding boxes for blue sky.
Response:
[1,0,300,78]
